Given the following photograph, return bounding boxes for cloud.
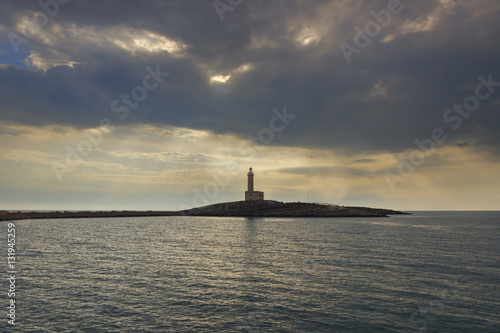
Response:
[0,1,499,160]
[276,165,379,178]
[0,1,499,210]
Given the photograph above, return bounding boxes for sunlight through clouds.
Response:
[210,74,231,83]
[108,28,186,55]
[0,1,499,210]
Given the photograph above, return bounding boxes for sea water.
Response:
[2,211,499,332]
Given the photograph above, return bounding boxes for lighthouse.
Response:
[245,167,264,201]
[247,167,254,191]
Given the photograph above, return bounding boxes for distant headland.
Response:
[0,168,409,221]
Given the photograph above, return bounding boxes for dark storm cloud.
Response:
[1,0,500,157]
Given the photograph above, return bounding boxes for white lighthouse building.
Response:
[245,167,264,201]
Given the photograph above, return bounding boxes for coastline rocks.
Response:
[184,200,408,217]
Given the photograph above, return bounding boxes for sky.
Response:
[0,0,499,211]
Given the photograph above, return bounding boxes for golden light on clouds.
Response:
[25,50,79,71]
[209,64,252,84]
[9,19,186,70]
[210,74,231,83]
[109,28,186,55]
[1,122,498,210]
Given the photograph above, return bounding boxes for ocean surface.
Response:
[2,211,499,332]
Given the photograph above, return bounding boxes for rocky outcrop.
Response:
[184,200,408,217]
[0,201,408,222]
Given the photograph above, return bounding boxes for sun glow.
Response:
[210,74,231,83]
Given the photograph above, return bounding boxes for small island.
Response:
[185,168,408,217]
[183,200,408,217]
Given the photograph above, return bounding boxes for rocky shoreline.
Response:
[1,200,409,221]
[183,200,409,217]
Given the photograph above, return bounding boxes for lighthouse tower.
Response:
[247,167,254,191]
[245,167,264,201]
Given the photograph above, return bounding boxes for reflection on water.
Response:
[3,212,499,332]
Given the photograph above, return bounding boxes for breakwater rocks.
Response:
[183,200,409,217]
[0,210,183,221]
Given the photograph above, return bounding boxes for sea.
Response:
[1,211,499,332]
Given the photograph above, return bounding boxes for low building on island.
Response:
[245,167,264,201]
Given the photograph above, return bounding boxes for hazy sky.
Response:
[1,0,499,211]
